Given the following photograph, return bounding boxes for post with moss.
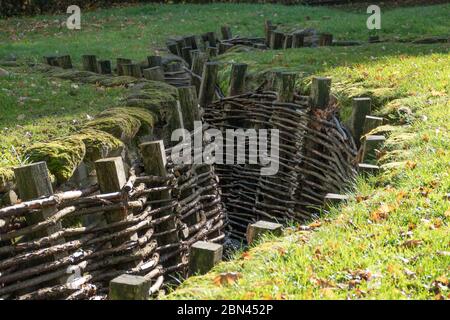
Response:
[82,55,98,72]
[349,97,372,147]
[229,63,248,96]
[277,72,297,103]
[178,86,200,132]
[14,162,64,242]
[109,274,150,300]
[189,241,223,276]
[139,141,180,265]
[97,60,112,74]
[310,76,332,109]
[191,51,207,93]
[199,62,219,109]
[363,115,384,135]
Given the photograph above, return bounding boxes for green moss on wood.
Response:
[24,138,86,184]
[0,167,14,191]
[84,111,141,141]
[76,129,124,163]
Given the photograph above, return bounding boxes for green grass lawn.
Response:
[166,44,450,300]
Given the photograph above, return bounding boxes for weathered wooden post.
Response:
[175,38,186,57]
[221,26,232,40]
[55,55,72,69]
[324,193,349,206]
[276,72,297,102]
[109,274,150,300]
[167,42,179,56]
[184,35,198,50]
[310,76,332,109]
[143,66,165,82]
[358,163,380,175]
[139,141,180,265]
[94,157,135,242]
[292,32,305,48]
[82,55,98,72]
[218,42,233,54]
[191,51,207,93]
[247,221,283,244]
[97,59,112,74]
[283,34,293,49]
[361,135,385,163]
[14,162,64,243]
[205,46,218,59]
[270,31,284,50]
[116,58,132,76]
[363,115,383,135]
[121,63,142,78]
[319,33,333,46]
[229,63,248,96]
[43,55,58,66]
[349,97,372,146]
[181,46,193,66]
[177,86,200,132]
[189,241,223,275]
[199,62,219,109]
[147,55,162,68]
[204,31,217,47]
[264,20,276,46]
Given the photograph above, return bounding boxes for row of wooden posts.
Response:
[109,220,283,300]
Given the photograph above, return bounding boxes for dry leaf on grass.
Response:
[402,239,423,248]
[213,272,241,286]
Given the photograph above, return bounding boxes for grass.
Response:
[0,67,126,170]
[166,46,450,299]
[0,3,449,63]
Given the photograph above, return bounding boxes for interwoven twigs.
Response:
[203,90,357,238]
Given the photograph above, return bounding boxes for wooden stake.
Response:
[310,76,332,109]
[292,32,305,48]
[143,66,165,82]
[177,86,200,132]
[82,55,98,72]
[181,46,193,66]
[199,62,219,109]
[362,135,385,163]
[229,63,248,96]
[349,97,372,145]
[147,55,162,68]
[276,72,297,103]
[319,33,333,46]
[97,60,112,74]
[167,42,179,56]
[116,58,132,76]
[189,241,223,275]
[109,274,150,300]
[221,26,232,40]
[363,115,383,135]
[270,31,284,50]
[55,55,72,69]
[283,34,293,49]
[121,63,142,78]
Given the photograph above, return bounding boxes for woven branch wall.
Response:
[0,144,224,300]
[203,90,357,239]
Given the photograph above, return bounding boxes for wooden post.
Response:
[109,274,150,300]
[97,60,112,74]
[189,241,223,275]
[82,55,98,72]
[246,221,282,244]
[167,42,179,56]
[362,135,385,163]
[181,46,193,66]
[184,35,198,50]
[358,163,380,175]
[276,72,297,103]
[199,62,219,109]
[324,193,349,206]
[310,76,332,109]
[363,115,383,135]
[143,66,165,82]
[147,55,162,68]
[55,55,72,69]
[121,63,142,78]
[139,141,179,259]
[116,58,132,76]
[319,33,333,46]
[270,31,284,50]
[264,20,276,46]
[94,157,128,225]
[177,86,200,132]
[205,31,217,47]
[43,55,58,66]
[283,34,293,49]
[191,51,207,93]
[349,97,372,146]
[14,162,63,240]
[229,63,247,96]
[218,42,233,54]
[221,26,232,40]
[292,32,305,48]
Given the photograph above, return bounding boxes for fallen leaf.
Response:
[402,239,423,248]
[213,272,241,286]
[370,203,394,222]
